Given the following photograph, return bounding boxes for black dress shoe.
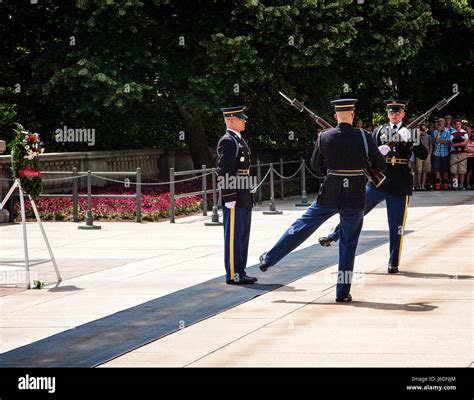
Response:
[226,275,256,285]
[259,252,268,272]
[335,294,352,303]
[241,274,258,283]
[388,264,399,273]
[318,236,334,247]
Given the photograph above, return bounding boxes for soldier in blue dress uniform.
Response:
[318,100,428,273]
[258,99,386,302]
[217,105,257,285]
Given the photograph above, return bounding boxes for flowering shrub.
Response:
[14,180,205,222]
[10,124,45,200]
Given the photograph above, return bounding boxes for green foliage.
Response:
[371,112,387,126]
[0,0,471,156]
[332,0,437,120]
[400,0,474,120]
[33,280,45,289]
[0,88,18,144]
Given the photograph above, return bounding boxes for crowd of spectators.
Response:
[412,116,473,190]
[354,116,474,190]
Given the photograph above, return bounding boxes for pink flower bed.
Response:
[15,181,204,222]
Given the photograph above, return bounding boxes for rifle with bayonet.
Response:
[279,91,386,187]
[407,92,460,129]
[278,91,333,130]
[382,92,461,149]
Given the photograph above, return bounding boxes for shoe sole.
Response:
[335,296,352,303]
[318,238,332,247]
[259,253,268,272]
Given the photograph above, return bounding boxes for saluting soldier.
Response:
[319,100,428,273]
[258,99,386,302]
[217,105,257,285]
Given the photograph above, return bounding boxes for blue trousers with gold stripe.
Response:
[327,185,409,267]
[223,206,252,281]
[263,202,364,299]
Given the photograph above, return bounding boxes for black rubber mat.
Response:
[0,230,391,367]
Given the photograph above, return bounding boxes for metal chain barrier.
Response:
[212,167,273,194]
[249,168,271,194]
[305,162,325,179]
[0,174,88,182]
[43,174,88,182]
[272,162,303,180]
[1,159,321,226]
[0,171,213,185]
[90,171,214,185]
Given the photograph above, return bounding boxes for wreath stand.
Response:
[0,179,62,289]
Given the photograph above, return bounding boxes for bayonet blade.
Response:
[279,91,304,112]
[437,92,460,110]
[278,91,293,104]
[446,91,460,103]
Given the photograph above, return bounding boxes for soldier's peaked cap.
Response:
[384,99,408,112]
[220,105,248,120]
[331,98,358,112]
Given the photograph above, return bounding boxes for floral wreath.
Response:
[10,124,44,200]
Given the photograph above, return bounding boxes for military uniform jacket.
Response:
[217,130,254,208]
[311,123,386,210]
[371,123,428,196]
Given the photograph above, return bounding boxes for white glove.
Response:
[378,145,391,156]
[225,201,236,209]
[397,127,411,142]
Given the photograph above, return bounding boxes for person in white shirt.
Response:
[449,119,469,190]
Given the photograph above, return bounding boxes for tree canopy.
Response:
[0,0,472,167]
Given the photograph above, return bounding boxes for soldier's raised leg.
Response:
[319,185,386,246]
[260,202,337,271]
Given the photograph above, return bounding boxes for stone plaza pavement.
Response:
[0,191,472,367]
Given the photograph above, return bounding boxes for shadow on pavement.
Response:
[239,284,305,292]
[48,285,84,292]
[274,299,438,312]
[366,271,473,280]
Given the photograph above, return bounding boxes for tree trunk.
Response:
[178,106,213,170]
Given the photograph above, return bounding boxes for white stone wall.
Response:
[0,148,196,198]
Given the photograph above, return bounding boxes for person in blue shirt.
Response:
[432,118,452,190]
[444,115,455,133]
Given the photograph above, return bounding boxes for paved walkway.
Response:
[0,191,472,367]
